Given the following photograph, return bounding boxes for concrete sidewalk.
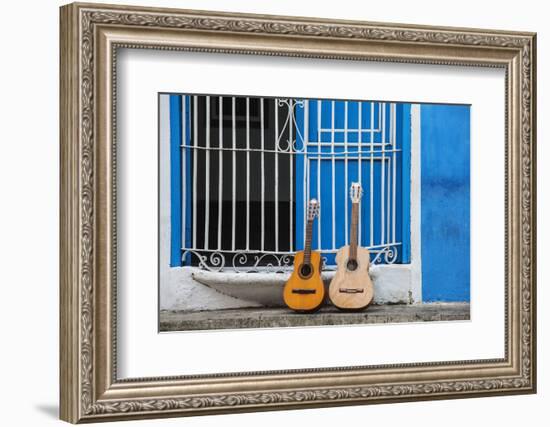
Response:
[160,302,470,332]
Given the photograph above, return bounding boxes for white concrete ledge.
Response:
[191,264,413,307]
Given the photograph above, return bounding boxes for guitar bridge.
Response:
[338,288,364,294]
[291,289,317,295]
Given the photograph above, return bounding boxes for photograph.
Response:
[159,94,471,331]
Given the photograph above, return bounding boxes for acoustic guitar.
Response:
[283,199,325,312]
[329,183,374,310]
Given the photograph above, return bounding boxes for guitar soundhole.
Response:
[299,263,313,279]
[346,259,358,271]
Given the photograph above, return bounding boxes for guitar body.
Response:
[329,245,374,310]
[283,250,325,312]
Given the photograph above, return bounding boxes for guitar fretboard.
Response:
[349,202,359,262]
[303,219,314,266]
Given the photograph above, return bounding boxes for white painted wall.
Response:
[410,104,423,302]
[0,1,547,427]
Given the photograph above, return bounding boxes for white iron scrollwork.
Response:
[276,98,306,153]
[182,245,398,273]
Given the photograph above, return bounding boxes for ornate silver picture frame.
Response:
[60,2,536,423]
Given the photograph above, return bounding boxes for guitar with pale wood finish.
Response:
[283,199,325,312]
[329,183,374,310]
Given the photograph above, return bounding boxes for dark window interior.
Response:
[188,96,295,267]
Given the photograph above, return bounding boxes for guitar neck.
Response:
[349,202,359,261]
[303,219,314,265]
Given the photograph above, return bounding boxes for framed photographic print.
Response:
[60,2,537,423]
[158,93,471,330]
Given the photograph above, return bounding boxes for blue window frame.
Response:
[169,94,192,267]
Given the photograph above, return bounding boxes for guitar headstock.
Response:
[307,198,320,221]
[350,182,363,203]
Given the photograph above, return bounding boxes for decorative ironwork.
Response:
[232,252,294,273]
[182,246,398,272]
[371,245,399,264]
[179,96,401,273]
[276,98,305,152]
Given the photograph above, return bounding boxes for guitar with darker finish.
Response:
[283,199,325,312]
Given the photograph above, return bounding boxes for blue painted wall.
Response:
[420,104,470,302]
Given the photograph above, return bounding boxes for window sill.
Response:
[159,303,470,332]
[190,263,415,306]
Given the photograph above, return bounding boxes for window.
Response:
[168,94,410,272]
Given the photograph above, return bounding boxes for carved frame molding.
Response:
[60,2,536,423]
